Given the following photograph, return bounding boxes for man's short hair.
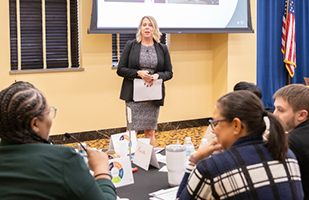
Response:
[233,81,262,99]
[273,84,309,113]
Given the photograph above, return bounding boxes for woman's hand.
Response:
[86,147,111,180]
[137,71,160,87]
[137,70,151,82]
[193,140,222,161]
[148,73,159,87]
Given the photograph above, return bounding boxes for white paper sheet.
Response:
[133,79,162,102]
[149,186,179,200]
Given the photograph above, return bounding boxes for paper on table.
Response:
[109,156,134,188]
[133,141,160,171]
[156,154,166,164]
[149,186,179,200]
[117,196,129,200]
[154,147,165,154]
[133,79,162,102]
[159,165,168,172]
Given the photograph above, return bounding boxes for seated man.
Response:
[273,84,309,199]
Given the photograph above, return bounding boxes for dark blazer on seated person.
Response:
[117,39,173,106]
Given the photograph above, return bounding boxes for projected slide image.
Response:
[104,0,218,4]
[168,0,218,5]
[104,0,166,3]
[94,0,251,32]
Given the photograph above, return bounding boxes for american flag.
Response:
[281,0,296,77]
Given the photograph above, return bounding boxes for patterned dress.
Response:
[126,44,160,130]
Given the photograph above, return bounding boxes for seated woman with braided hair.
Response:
[0,81,116,200]
[177,90,304,200]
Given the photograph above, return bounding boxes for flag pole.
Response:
[286,67,291,85]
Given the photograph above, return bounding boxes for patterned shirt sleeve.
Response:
[177,163,213,200]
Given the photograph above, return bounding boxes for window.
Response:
[9,0,79,71]
[112,33,167,68]
[112,34,135,67]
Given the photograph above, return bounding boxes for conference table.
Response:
[116,150,175,200]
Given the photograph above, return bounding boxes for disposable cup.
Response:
[114,140,129,157]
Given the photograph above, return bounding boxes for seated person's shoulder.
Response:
[37,144,78,157]
[286,148,298,159]
[289,129,309,145]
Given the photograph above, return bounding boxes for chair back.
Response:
[304,77,309,86]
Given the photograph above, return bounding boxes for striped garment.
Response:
[177,136,304,200]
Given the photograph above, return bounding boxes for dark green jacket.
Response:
[0,142,116,200]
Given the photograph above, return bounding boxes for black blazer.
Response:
[117,39,173,106]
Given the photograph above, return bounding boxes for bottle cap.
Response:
[185,137,191,141]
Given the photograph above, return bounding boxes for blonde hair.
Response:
[136,16,162,43]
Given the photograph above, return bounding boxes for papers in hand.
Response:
[133,79,162,102]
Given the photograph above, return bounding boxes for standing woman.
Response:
[117,16,173,146]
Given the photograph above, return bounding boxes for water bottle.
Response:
[183,137,195,159]
[199,138,208,150]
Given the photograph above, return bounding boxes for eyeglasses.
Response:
[209,119,227,130]
[45,106,57,119]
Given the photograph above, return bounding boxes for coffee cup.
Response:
[114,140,129,157]
[165,144,187,187]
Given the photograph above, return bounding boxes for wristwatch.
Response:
[189,154,201,164]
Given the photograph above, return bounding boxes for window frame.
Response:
[9,0,81,74]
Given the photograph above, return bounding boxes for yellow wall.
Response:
[212,34,229,106]
[0,0,257,136]
[228,0,257,90]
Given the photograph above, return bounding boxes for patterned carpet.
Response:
[64,126,208,150]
